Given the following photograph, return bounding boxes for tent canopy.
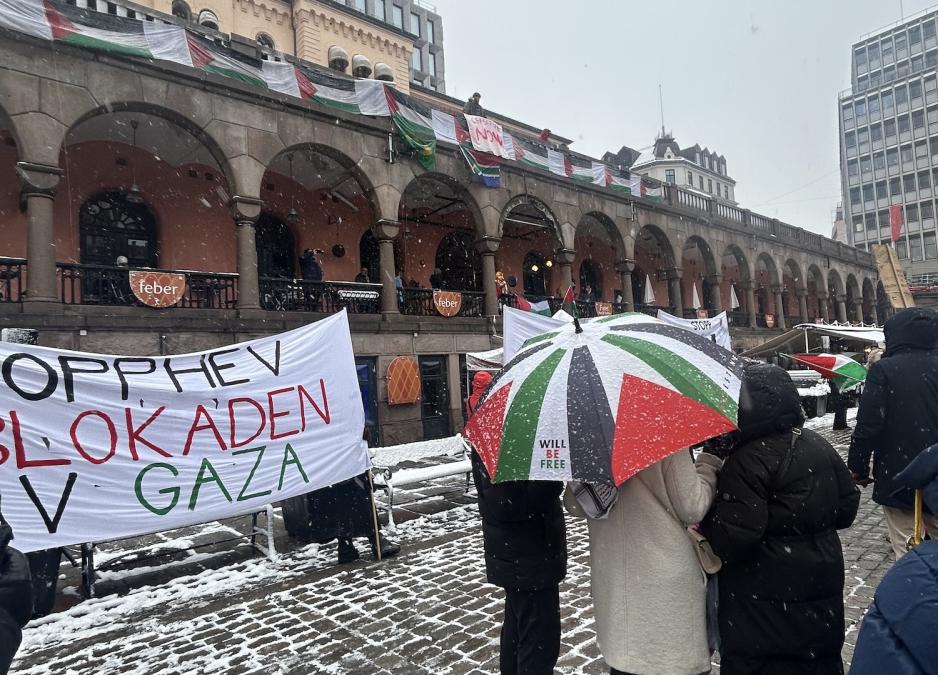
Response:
[742,323,885,358]
[467,348,502,372]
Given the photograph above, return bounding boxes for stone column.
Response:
[871,303,880,326]
[555,248,576,295]
[707,273,723,314]
[772,285,787,331]
[18,162,63,304]
[797,289,809,324]
[475,236,500,317]
[666,267,684,316]
[836,295,848,323]
[615,259,635,311]
[818,292,831,322]
[231,197,263,310]
[375,220,401,314]
[741,281,757,328]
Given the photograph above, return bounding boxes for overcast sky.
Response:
[432,0,934,236]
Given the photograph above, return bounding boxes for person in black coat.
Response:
[299,249,323,282]
[0,524,33,675]
[471,452,567,675]
[848,307,938,559]
[850,443,938,675]
[704,362,860,675]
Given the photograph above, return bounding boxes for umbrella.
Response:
[730,284,740,310]
[691,283,702,310]
[643,274,656,305]
[789,353,867,392]
[465,313,746,486]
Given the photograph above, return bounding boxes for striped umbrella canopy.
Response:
[790,353,867,392]
[465,313,746,486]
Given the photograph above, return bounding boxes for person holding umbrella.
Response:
[465,312,748,675]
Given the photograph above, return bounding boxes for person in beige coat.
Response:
[566,449,723,675]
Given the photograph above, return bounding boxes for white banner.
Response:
[503,306,569,362]
[464,114,513,159]
[0,312,368,553]
[655,310,733,351]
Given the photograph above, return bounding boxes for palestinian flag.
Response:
[562,286,577,318]
[2,0,193,63]
[386,88,435,170]
[609,174,632,194]
[262,61,317,100]
[628,175,665,201]
[549,149,572,178]
[515,294,552,316]
[186,34,266,88]
[513,138,550,171]
[790,353,867,393]
[298,65,363,114]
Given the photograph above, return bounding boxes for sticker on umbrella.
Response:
[465,312,746,486]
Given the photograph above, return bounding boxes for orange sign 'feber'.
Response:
[433,291,462,318]
[129,271,187,308]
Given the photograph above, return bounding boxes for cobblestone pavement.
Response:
[14,410,894,675]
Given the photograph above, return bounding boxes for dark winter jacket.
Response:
[299,253,323,282]
[850,443,938,674]
[0,525,33,675]
[471,452,567,591]
[848,307,938,510]
[704,363,860,675]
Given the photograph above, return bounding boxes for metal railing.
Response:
[259,278,381,314]
[57,263,238,308]
[727,310,750,326]
[0,257,25,303]
[399,288,485,317]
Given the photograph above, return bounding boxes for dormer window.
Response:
[198,9,219,30]
[171,0,191,20]
[328,45,350,73]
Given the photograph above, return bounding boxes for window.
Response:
[427,20,435,44]
[392,4,403,29]
[699,176,704,190]
[905,174,918,193]
[883,90,895,112]
[171,0,191,20]
[858,75,869,92]
[868,95,881,117]
[926,20,937,44]
[372,0,385,20]
[887,147,899,167]
[860,155,872,174]
[916,140,929,158]
[901,144,914,163]
[884,63,897,82]
[707,179,713,193]
[931,136,938,158]
[926,231,938,259]
[869,42,881,65]
[898,239,909,259]
[899,60,911,78]
[855,99,867,119]
[848,159,859,177]
[858,127,870,149]
[897,33,908,58]
[256,32,274,50]
[927,76,938,99]
[911,25,923,49]
[665,169,675,184]
[419,356,451,440]
[885,118,897,141]
[410,12,420,36]
[879,210,891,230]
[870,70,883,89]
[914,109,926,131]
[863,184,876,205]
[411,48,422,71]
[911,80,923,103]
[724,184,729,199]
[428,53,436,77]
[884,37,895,63]
[850,187,861,206]
[911,234,924,261]
[854,215,864,232]
[897,84,909,107]
[890,177,901,196]
[928,50,938,69]
[855,47,868,70]
[920,170,932,190]
[871,123,883,147]
[923,201,935,224]
[868,212,880,231]
[873,151,885,171]
[197,8,219,30]
[687,171,693,184]
[899,114,911,134]
[908,204,920,225]
[846,131,857,149]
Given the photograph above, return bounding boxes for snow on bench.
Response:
[370,435,472,531]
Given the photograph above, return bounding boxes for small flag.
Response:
[515,293,552,316]
[562,286,577,318]
[890,204,904,242]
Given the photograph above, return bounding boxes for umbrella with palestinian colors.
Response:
[789,353,867,392]
[464,313,746,486]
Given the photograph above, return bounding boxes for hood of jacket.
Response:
[468,371,494,414]
[736,362,804,443]
[884,307,938,357]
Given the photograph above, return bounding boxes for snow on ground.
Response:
[370,435,466,468]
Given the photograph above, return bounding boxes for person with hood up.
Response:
[848,307,938,559]
[0,524,32,675]
[468,372,566,675]
[704,362,860,675]
[850,443,938,674]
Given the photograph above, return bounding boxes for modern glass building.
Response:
[839,8,938,281]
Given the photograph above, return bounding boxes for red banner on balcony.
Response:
[129,271,186,308]
[890,204,904,242]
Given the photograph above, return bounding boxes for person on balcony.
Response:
[299,249,323,282]
[355,267,370,284]
[463,92,484,117]
[429,268,444,289]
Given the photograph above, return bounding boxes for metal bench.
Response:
[370,435,473,531]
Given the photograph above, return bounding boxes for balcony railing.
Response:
[259,278,381,314]
[400,288,485,317]
[0,257,25,303]
[727,310,750,326]
[57,263,238,308]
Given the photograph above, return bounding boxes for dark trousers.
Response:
[500,585,560,675]
[0,614,22,675]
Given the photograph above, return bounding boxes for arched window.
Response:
[434,231,481,291]
[523,251,547,296]
[79,191,158,268]
[197,9,219,31]
[254,214,295,278]
[578,259,602,299]
[359,230,380,284]
[171,0,192,20]
[256,32,275,50]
